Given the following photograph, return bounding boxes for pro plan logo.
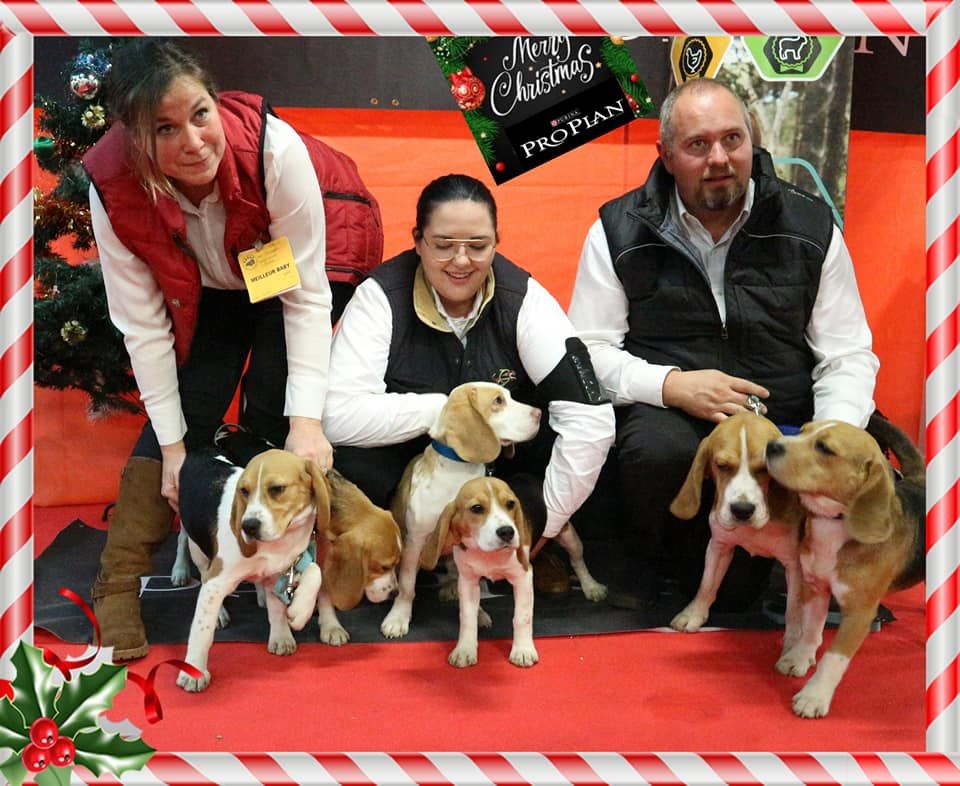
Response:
[744,35,843,81]
[670,37,730,85]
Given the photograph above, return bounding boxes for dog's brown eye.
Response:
[269,484,286,496]
[505,499,516,510]
[494,395,504,406]
[470,504,485,514]
[239,487,249,498]
[715,461,730,472]
[815,441,834,456]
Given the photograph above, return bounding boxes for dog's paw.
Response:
[287,598,315,631]
[477,606,493,628]
[775,647,816,677]
[508,644,539,668]
[170,563,192,588]
[580,578,608,603]
[176,669,210,693]
[268,632,297,656]
[380,611,410,639]
[448,645,478,668]
[438,581,459,603]
[319,624,350,646]
[670,605,708,633]
[792,683,832,718]
[216,606,231,630]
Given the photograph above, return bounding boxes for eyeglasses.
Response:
[423,236,495,262]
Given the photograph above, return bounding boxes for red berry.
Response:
[495,162,506,173]
[30,717,58,749]
[630,74,639,82]
[51,736,76,767]
[22,743,50,773]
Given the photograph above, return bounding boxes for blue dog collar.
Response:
[430,439,467,462]
[273,540,317,605]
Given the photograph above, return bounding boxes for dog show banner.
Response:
[429,36,655,184]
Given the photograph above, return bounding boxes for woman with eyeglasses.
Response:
[324,173,615,596]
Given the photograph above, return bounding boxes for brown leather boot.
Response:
[91,457,174,660]
[533,549,571,595]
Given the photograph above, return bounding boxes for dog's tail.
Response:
[866,411,924,483]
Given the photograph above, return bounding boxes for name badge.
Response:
[237,237,301,303]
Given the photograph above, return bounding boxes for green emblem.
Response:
[743,35,843,81]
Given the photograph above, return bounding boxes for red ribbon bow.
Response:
[43,587,204,724]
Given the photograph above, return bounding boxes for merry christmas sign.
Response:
[430,36,655,184]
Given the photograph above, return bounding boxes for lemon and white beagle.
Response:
[670,411,804,666]
[316,468,402,645]
[422,476,538,668]
[765,414,924,718]
[381,381,541,639]
[175,449,329,692]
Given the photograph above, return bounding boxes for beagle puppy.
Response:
[316,469,402,645]
[381,381,541,639]
[422,476,538,668]
[175,449,329,692]
[670,411,804,667]
[765,414,924,718]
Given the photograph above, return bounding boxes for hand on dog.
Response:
[663,369,768,423]
[285,416,333,471]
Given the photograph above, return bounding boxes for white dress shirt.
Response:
[324,271,616,537]
[568,183,878,427]
[92,114,332,446]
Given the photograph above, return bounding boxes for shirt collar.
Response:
[174,181,222,214]
[412,263,496,334]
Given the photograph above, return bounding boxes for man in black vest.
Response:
[568,78,878,610]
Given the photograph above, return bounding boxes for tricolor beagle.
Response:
[175,449,329,692]
[381,381,541,639]
[422,476,537,668]
[670,411,804,670]
[765,414,924,718]
[316,469,402,645]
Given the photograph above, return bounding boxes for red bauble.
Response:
[495,162,506,173]
[51,737,77,767]
[449,67,486,112]
[22,743,50,773]
[630,74,639,83]
[30,717,59,749]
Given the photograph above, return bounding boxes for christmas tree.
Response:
[34,41,142,416]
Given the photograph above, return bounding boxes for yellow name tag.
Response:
[237,236,301,303]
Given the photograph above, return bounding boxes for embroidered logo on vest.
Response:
[492,368,518,387]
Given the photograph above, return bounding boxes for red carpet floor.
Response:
[30,505,926,753]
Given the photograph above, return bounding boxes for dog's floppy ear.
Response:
[304,459,331,538]
[670,435,712,520]
[445,388,502,464]
[513,500,531,572]
[421,500,459,570]
[230,476,257,558]
[846,458,896,544]
[324,532,367,611]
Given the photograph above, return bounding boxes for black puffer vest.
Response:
[370,250,537,404]
[599,147,833,426]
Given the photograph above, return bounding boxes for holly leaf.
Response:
[72,728,154,777]
[0,752,28,786]
[9,643,58,723]
[0,695,29,750]
[35,764,73,786]
[54,662,126,739]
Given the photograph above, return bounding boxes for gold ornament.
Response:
[610,35,624,45]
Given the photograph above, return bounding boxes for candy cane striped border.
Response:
[1,1,957,782]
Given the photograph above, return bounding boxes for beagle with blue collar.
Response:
[670,410,804,669]
[175,449,329,692]
[381,381,541,639]
[422,476,537,668]
[765,413,924,718]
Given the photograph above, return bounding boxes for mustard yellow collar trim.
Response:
[413,263,496,332]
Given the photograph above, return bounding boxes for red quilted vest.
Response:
[83,91,383,364]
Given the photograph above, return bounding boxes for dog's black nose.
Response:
[766,440,785,459]
[241,517,262,538]
[730,501,756,521]
[496,525,515,542]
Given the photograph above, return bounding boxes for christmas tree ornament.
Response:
[449,66,486,111]
[70,72,100,100]
[495,162,506,173]
[611,35,624,45]
[74,51,112,77]
[33,136,56,162]
[60,319,88,346]
[82,105,107,130]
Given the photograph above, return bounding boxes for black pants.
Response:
[611,403,774,611]
[131,289,289,460]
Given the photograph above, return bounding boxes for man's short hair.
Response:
[659,78,753,148]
